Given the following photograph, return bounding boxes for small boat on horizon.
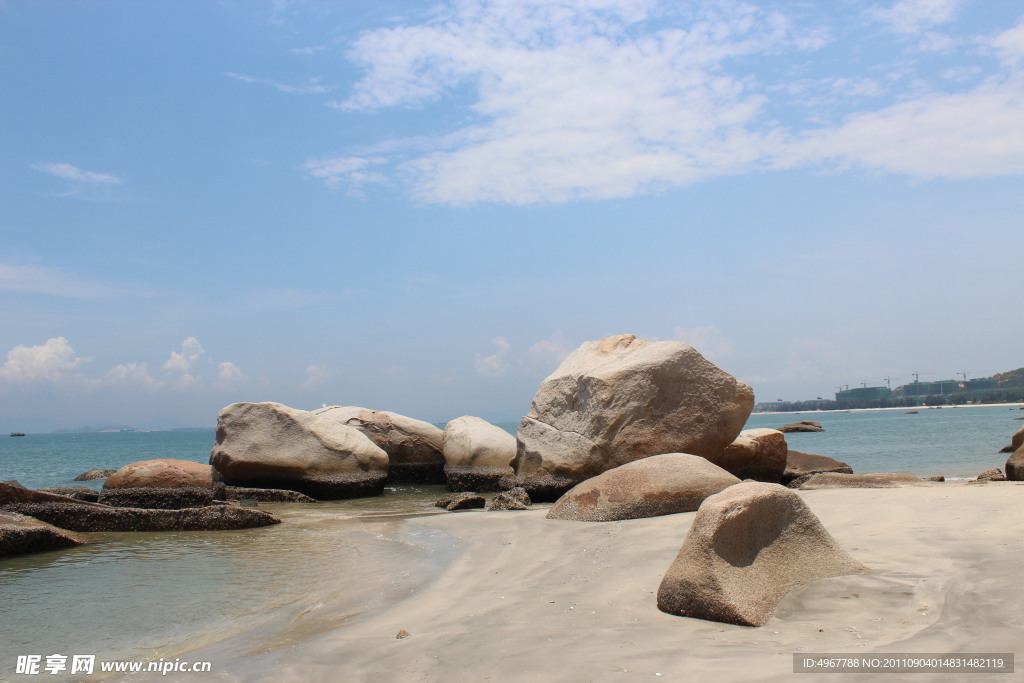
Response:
[9,432,26,437]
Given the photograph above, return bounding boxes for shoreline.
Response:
[163,482,1023,682]
[752,402,1024,416]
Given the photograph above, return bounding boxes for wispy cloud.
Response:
[865,0,964,35]
[311,0,1024,204]
[299,364,336,389]
[30,162,125,200]
[31,162,122,184]
[473,336,511,378]
[226,71,333,94]
[0,263,135,299]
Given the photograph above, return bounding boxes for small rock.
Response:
[778,420,824,433]
[434,492,485,511]
[976,468,1006,482]
[396,629,411,639]
[73,469,117,482]
[797,473,929,489]
[487,487,531,511]
[906,411,919,414]
[925,475,945,482]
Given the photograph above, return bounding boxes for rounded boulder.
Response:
[443,416,517,492]
[211,402,389,499]
[547,453,741,522]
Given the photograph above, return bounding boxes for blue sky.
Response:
[1,0,1022,431]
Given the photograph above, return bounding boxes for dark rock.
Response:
[925,475,946,482]
[1000,444,1015,453]
[434,492,485,511]
[0,482,278,531]
[976,468,1006,482]
[37,487,100,502]
[906,411,919,414]
[98,486,220,509]
[781,450,853,487]
[1,501,279,532]
[1006,445,1024,481]
[0,511,83,559]
[497,473,578,503]
[778,420,824,433]
[487,487,531,511]
[73,469,117,482]
[224,486,317,503]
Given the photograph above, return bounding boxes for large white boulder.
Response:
[513,334,754,500]
[210,402,389,499]
[442,416,517,491]
[313,406,444,484]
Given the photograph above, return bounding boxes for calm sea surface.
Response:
[1,405,1021,676]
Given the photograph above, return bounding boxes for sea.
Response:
[2,405,1022,677]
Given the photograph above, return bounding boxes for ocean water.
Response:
[1,405,1022,677]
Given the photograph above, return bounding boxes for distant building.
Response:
[835,386,891,401]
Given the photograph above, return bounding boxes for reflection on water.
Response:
[0,486,454,672]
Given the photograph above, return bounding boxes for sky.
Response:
[1,0,1023,431]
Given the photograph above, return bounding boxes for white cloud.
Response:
[314,0,1024,203]
[217,361,246,383]
[323,0,805,203]
[866,0,963,34]
[30,162,122,185]
[473,336,511,378]
[226,72,334,94]
[303,156,388,189]
[988,17,1024,66]
[162,337,205,388]
[673,325,734,364]
[0,337,91,385]
[790,81,1024,178]
[300,364,336,389]
[104,363,164,390]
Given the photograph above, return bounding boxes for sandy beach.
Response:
[193,482,1023,683]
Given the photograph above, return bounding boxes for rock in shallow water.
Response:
[781,450,853,487]
[314,406,445,484]
[514,334,754,501]
[778,420,824,433]
[443,415,516,492]
[434,492,485,511]
[487,487,531,511]
[657,482,868,626]
[0,511,83,559]
[73,469,117,482]
[211,402,389,499]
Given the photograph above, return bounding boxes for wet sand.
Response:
[196,482,1023,682]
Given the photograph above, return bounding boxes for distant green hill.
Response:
[994,367,1024,388]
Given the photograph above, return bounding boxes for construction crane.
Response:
[883,376,901,389]
[957,370,989,381]
[911,371,934,383]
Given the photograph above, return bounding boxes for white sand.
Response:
[216,483,1024,682]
